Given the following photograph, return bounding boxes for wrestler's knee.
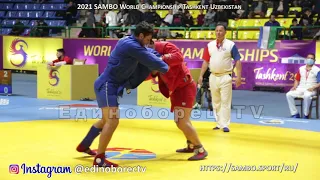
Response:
[174,109,191,130]
[101,107,119,126]
[175,118,188,130]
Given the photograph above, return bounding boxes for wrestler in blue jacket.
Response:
[94,35,168,97]
[123,48,162,93]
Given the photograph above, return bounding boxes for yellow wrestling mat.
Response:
[1,119,320,180]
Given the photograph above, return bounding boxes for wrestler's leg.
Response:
[174,82,208,160]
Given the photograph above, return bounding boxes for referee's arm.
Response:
[231,44,242,87]
[199,46,210,81]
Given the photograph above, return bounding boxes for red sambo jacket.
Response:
[148,41,193,98]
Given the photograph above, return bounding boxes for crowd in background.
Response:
[4,0,320,39]
[77,0,320,39]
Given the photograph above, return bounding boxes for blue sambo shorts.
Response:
[94,81,119,108]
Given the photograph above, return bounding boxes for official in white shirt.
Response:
[106,10,118,38]
[286,53,320,119]
[198,24,242,132]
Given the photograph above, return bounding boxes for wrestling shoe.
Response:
[188,145,208,161]
[93,153,118,167]
[176,140,194,153]
[76,144,96,156]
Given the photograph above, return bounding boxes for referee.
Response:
[198,24,242,132]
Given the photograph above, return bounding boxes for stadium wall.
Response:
[0,35,319,92]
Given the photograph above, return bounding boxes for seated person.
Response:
[193,68,212,111]
[272,0,289,18]
[47,49,72,69]
[248,0,267,18]
[9,20,25,36]
[290,18,302,40]
[286,53,319,119]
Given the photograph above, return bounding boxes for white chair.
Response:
[73,58,87,65]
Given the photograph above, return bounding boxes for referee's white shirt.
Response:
[202,38,241,75]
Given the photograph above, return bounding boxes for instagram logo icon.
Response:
[9,164,19,174]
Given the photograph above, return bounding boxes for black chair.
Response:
[294,88,320,119]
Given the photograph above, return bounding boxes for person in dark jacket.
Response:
[9,19,25,36]
[65,1,77,26]
[248,0,267,18]
[37,19,49,37]
[144,9,162,26]
[193,68,212,111]
[125,9,144,26]
[216,9,228,27]
[172,8,185,27]
[184,11,194,27]
[290,18,303,40]
[299,8,314,26]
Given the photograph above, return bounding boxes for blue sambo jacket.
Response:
[94,35,168,97]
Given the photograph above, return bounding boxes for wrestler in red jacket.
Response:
[148,40,208,161]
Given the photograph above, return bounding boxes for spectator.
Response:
[105,10,118,38]
[299,8,314,26]
[300,0,313,10]
[198,0,210,5]
[94,10,101,22]
[264,14,281,26]
[9,19,25,36]
[216,9,228,27]
[137,0,149,13]
[291,0,299,7]
[203,9,216,27]
[184,11,194,27]
[78,22,91,38]
[264,14,281,38]
[235,0,248,18]
[125,9,144,26]
[313,17,320,40]
[29,21,41,37]
[37,19,49,37]
[273,0,289,18]
[144,9,162,26]
[172,8,185,27]
[65,1,77,26]
[116,9,128,26]
[85,11,97,37]
[248,0,267,18]
[313,0,320,17]
[163,9,174,25]
[315,17,320,26]
[173,1,184,15]
[197,9,205,26]
[157,22,171,39]
[290,18,303,40]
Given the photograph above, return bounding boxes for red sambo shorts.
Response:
[170,81,197,112]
